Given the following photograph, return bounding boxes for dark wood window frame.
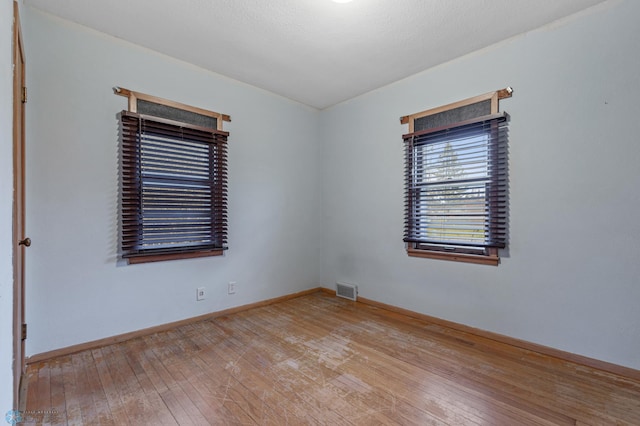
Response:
[115,88,231,264]
[400,88,512,266]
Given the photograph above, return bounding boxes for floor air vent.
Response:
[336,282,357,301]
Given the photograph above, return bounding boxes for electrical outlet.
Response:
[196,287,206,301]
[228,281,236,295]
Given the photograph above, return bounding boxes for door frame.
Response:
[12,0,26,410]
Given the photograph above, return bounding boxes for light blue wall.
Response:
[20,0,640,371]
[320,0,640,369]
[23,9,322,356]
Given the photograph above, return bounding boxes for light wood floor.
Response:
[24,292,640,425]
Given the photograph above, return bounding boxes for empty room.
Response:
[2,0,640,424]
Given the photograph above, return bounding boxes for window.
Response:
[401,89,511,265]
[116,88,230,264]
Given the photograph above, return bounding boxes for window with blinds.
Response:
[116,89,230,264]
[401,90,511,265]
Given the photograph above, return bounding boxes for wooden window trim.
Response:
[116,88,229,265]
[401,88,512,266]
[401,91,497,132]
[114,87,231,131]
[407,247,500,266]
[400,88,512,130]
[127,250,224,265]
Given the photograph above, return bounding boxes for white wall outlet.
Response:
[228,281,236,295]
[196,287,206,301]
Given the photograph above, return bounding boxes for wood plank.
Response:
[231,310,447,425]
[129,335,210,425]
[303,296,625,422]
[113,86,231,124]
[23,365,38,419]
[49,358,68,424]
[91,348,133,425]
[276,295,576,425]
[187,324,321,424]
[143,330,251,423]
[24,292,640,425]
[71,352,100,425]
[187,319,347,424]
[102,343,177,425]
[27,287,640,386]
[400,89,502,126]
[60,355,83,425]
[338,289,640,382]
[251,301,525,425]
[27,287,321,364]
[76,350,115,425]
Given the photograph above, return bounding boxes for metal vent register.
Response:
[336,282,357,301]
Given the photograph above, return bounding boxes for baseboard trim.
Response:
[29,286,640,382]
[27,287,323,364]
[319,287,640,381]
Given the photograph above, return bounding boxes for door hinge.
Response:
[21,323,27,341]
[22,86,27,103]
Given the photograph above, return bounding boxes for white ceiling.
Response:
[26,0,608,109]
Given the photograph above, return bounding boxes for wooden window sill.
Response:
[127,250,224,264]
[407,248,499,266]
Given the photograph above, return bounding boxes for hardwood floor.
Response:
[24,292,640,425]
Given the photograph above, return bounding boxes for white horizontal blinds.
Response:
[120,111,228,258]
[404,112,508,250]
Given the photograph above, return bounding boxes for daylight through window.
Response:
[116,88,230,264]
[401,90,511,265]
